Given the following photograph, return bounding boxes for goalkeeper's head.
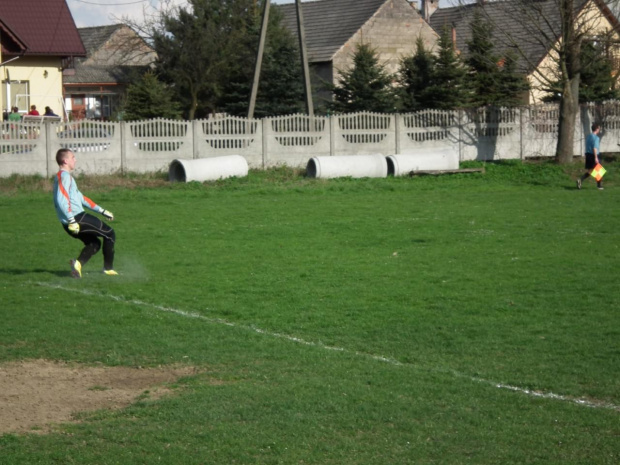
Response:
[56,148,76,171]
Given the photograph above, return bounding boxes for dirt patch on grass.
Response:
[0,359,197,435]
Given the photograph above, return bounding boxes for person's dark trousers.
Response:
[579,171,602,188]
[63,212,116,270]
[580,153,602,188]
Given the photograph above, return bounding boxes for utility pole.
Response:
[248,0,270,119]
[248,0,314,119]
[296,0,314,117]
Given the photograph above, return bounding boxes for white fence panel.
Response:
[0,121,48,177]
[398,110,460,153]
[264,115,330,167]
[4,101,620,178]
[523,105,560,158]
[125,118,192,173]
[195,116,263,168]
[460,107,522,161]
[333,112,395,156]
[54,120,121,175]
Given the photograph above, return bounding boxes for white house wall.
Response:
[528,0,620,103]
[3,56,64,114]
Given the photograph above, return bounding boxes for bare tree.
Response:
[450,0,620,163]
[113,0,178,66]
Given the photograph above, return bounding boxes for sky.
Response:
[66,0,293,28]
[66,0,462,28]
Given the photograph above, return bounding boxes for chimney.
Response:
[421,0,439,22]
[452,25,457,51]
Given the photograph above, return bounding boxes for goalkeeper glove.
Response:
[102,210,114,221]
[67,220,80,235]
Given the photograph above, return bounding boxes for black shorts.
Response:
[585,153,597,170]
[63,212,115,243]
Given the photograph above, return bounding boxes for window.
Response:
[2,80,30,111]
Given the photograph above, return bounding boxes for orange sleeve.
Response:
[83,196,97,209]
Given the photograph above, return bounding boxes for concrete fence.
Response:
[1,102,618,178]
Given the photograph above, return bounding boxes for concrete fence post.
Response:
[120,121,127,174]
[45,122,53,177]
[394,113,400,155]
[262,118,269,167]
[192,119,200,159]
[458,109,464,162]
[329,115,336,156]
[519,107,524,161]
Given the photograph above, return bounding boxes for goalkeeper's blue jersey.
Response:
[53,170,102,224]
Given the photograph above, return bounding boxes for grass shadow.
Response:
[0,268,69,277]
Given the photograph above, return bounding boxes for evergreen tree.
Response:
[256,28,306,116]
[466,8,501,107]
[543,39,619,103]
[466,9,529,107]
[122,71,182,121]
[330,43,398,113]
[425,28,470,110]
[218,5,305,117]
[397,37,435,111]
[153,0,254,120]
[580,40,619,102]
[495,51,530,107]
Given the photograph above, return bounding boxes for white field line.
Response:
[33,281,620,413]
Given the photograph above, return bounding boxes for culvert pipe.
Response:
[306,154,387,179]
[169,156,248,182]
[386,149,459,176]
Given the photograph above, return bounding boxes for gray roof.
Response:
[65,25,146,85]
[64,65,141,84]
[430,1,559,73]
[278,0,388,62]
[77,25,123,58]
[430,0,617,74]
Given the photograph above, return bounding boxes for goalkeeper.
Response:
[53,148,117,278]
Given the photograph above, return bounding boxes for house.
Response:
[0,0,86,120]
[63,24,156,120]
[428,0,620,103]
[278,0,439,105]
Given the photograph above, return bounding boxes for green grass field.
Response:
[1,160,619,464]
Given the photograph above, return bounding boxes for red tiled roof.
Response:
[0,17,29,55]
[1,0,86,57]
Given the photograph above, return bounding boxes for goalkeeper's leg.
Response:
[72,212,116,269]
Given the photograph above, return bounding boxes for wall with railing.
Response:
[1,102,618,178]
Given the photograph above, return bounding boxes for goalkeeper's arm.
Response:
[82,195,113,221]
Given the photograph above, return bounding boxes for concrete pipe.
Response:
[306,154,387,179]
[169,155,249,182]
[386,148,459,176]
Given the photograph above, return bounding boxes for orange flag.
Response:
[590,163,607,181]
